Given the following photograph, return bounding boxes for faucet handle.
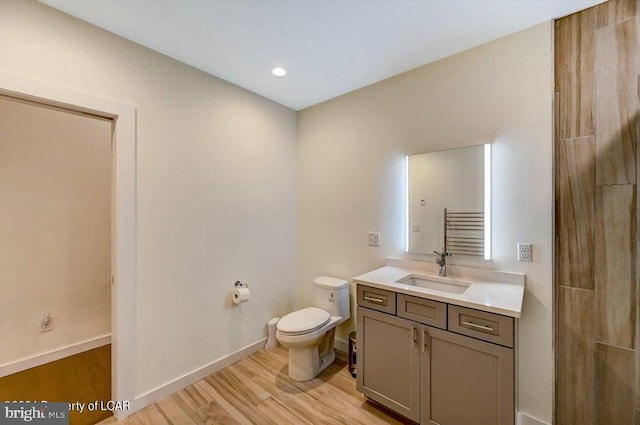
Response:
[433,250,449,276]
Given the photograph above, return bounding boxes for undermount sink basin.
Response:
[396,274,470,295]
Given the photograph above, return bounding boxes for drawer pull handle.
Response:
[462,321,494,332]
[363,295,385,304]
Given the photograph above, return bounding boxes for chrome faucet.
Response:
[433,250,451,277]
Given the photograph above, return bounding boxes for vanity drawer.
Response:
[397,294,447,330]
[357,285,396,314]
[448,305,514,348]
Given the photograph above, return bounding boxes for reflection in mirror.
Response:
[406,144,490,259]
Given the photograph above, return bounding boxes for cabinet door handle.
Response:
[412,325,417,348]
[422,328,428,352]
[462,321,494,332]
[363,295,385,304]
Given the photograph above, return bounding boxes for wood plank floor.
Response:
[100,347,413,425]
[1,345,112,425]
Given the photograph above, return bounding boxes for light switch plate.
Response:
[517,243,532,262]
[368,232,380,247]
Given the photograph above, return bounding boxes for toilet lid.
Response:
[277,307,330,335]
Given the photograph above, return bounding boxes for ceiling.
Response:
[39,0,604,111]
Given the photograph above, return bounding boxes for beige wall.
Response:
[298,22,553,422]
[0,96,111,367]
[0,0,297,396]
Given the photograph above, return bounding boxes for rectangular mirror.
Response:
[407,144,490,259]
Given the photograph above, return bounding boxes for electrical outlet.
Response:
[40,312,53,332]
[412,224,420,232]
[368,232,380,247]
[517,243,532,262]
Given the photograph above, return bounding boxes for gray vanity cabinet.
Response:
[356,306,420,422]
[356,284,515,425]
[420,326,514,425]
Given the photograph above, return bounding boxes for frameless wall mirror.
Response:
[406,144,491,259]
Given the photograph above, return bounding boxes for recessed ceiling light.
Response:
[272,67,286,77]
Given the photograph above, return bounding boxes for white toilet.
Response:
[276,276,350,381]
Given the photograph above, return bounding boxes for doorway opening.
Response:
[0,94,113,424]
[0,72,137,421]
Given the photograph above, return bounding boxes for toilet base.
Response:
[286,328,337,382]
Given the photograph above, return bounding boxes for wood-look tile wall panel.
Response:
[595,185,636,348]
[637,241,640,408]
[595,0,637,27]
[557,137,595,288]
[635,7,640,414]
[556,1,639,423]
[555,9,596,139]
[594,343,635,424]
[595,19,638,184]
[556,287,595,425]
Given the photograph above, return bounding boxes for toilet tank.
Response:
[313,276,350,320]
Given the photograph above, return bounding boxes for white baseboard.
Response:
[127,338,266,418]
[517,411,550,425]
[0,334,112,378]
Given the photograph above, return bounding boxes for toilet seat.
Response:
[277,307,330,336]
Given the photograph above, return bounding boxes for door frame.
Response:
[0,71,137,420]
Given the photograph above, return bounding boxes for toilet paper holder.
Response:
[234,280,248,288]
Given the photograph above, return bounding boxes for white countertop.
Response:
[353,266,525,318]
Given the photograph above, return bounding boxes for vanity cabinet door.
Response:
[356,306,420,422]
[420,326,514,425]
